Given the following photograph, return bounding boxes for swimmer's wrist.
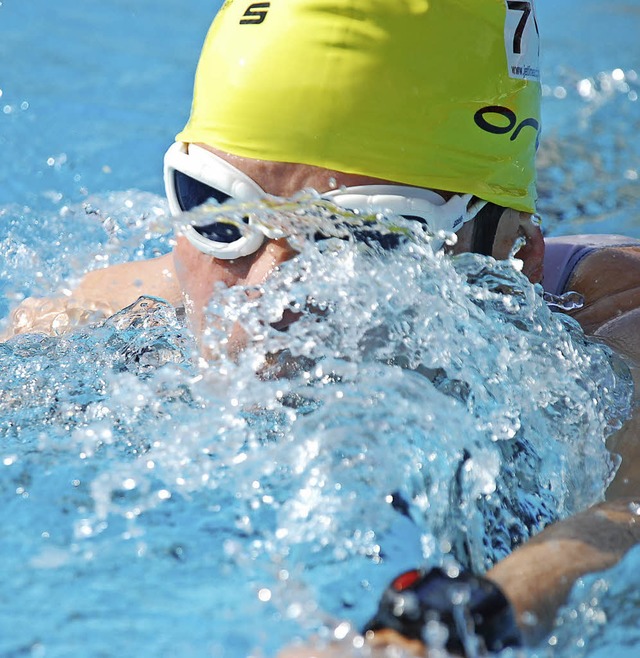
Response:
[363,567,522,657]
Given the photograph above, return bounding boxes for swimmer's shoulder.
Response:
[74,252,182,311]
[545,234,640,334]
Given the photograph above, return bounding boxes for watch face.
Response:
[364,567,523,654]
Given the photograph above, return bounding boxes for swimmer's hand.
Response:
[2,295,117,339]
[278,629,432,658]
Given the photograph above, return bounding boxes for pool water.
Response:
[1,1,640,657]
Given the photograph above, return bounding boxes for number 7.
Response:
[507,1,537,54]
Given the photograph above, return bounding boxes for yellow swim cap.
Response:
[177,0,541,213]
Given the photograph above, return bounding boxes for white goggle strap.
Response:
[163,141,265,217]
[324,185,486,235]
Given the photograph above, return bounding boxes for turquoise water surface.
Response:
[1,1,640,657]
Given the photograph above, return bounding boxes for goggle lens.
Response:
[174,170,231,212]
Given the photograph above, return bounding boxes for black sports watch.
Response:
[363,567,522,656]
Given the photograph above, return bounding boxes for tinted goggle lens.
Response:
[174,170,231,211]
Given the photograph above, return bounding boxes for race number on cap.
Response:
[504,0,540,81]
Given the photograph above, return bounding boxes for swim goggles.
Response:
[163,142,486,259]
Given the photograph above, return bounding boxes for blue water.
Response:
[1,1,640,657]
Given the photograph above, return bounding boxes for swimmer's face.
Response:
[172,234,296,354]
[171,143,414,353]
[172,145,545,354]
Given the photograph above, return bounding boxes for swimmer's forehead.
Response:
[178,0,541,214]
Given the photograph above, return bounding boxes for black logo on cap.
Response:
[474,105,540,146]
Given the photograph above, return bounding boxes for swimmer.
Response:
[8,2,640,367]
[6,2,640,653]
[3,0,545,345]
[544,234,640,335]
[6,1,640,361]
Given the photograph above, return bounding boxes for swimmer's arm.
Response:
[2,253,182,339]
[487,497,640,644]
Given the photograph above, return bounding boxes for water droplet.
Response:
[258,588,272,602]
[334,622,351,640]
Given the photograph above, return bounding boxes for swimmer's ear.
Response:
[470,205,544,283]
[495,209,544,283]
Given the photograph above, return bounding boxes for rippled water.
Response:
[1,0,640,656]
